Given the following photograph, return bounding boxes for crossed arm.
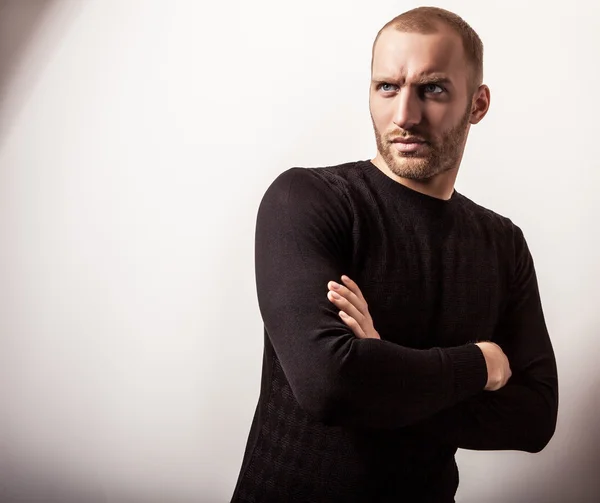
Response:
[327,270,558,452]
[256,168,558,451]
[327,275,512,392]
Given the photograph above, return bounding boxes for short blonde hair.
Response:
[372,6,484,93]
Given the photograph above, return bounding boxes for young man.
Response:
[231,7,558,502]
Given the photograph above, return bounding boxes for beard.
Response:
[372,104,472,181]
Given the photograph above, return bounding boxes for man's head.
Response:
[369,7,490,183]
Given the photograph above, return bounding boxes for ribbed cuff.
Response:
[445,344,488,403]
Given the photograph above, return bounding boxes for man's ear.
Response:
[470,84,491,125]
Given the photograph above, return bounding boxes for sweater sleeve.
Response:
[410,225,559,452]
[255,168,488,429]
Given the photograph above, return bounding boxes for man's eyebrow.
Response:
[412,73,453,85]
[371,73,453,86]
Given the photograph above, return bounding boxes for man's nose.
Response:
[393,88,422,131]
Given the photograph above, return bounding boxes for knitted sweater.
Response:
[231,160,558,503]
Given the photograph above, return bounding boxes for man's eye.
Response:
[379,83,398,92]
[423,84,444,94]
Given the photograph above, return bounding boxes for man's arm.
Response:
[254,167,489,429]
[410,226,558,453]
[333,224,558,452]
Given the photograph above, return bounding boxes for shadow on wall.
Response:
[0,3,107,502]
[0,0,80,144]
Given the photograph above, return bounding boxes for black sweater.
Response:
[231,160,558,503]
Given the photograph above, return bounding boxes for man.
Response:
[231,6,558,503]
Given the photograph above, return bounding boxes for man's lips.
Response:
[391,137,428,153]
[391,137,427,144]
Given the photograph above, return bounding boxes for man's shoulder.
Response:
[275,161,359,185]
[258,161,361,223]
[456,192,521,237]
[265,161,361,202]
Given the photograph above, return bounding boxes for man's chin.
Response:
[387,157,435,181]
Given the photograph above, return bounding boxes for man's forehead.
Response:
[372,28,466,78]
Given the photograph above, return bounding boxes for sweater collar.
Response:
[361,160,460,212]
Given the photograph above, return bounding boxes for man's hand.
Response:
[327,275,380,340]
[475,341,512,391]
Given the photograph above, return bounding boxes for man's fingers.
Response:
[340,275,367,304]
[327,290,364,322]
[339,311,367,338]
[330,278,380,340]
[328,281,365,314]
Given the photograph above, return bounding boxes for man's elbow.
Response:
[521,382,559,453]
[293,380,350,425]
[524,416,557,453]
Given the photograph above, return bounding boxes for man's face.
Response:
[370,27,475,181]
